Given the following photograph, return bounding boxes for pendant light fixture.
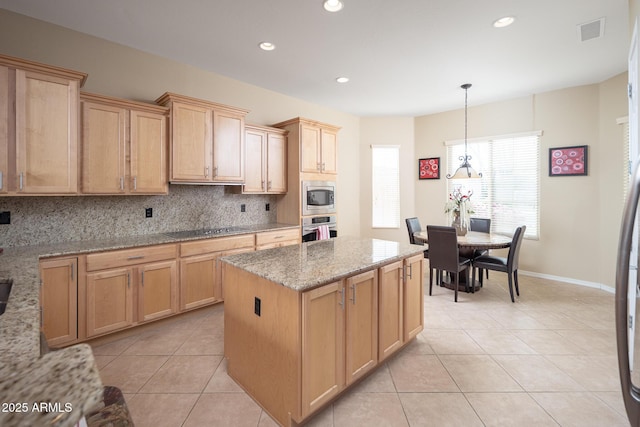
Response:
[447,83,483,179]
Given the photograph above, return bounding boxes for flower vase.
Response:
[452,212,467,236]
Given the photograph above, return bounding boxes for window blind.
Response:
[446,132,540,239]
[372,145,400,228]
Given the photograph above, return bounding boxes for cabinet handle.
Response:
[141,271,144,286]
[120,176,124,191]
[127,255,145,261]
[0,171,3,190]
[407,264,413,280]
[322,162,326,171]
[213,166,218,177]
[133,176,137,191]
[127,273,131,289]
[19,172,23,190]
[267,180,272,190]
[339,288,345,309]
[205,166,209,177]
[71,264,75,281]
[350,284,356,305]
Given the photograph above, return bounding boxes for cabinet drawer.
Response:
[86,244,177,271]
[180,234,255,258]
[255,228,300,246]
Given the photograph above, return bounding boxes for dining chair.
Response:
[406,218,444,286]
[469,217,491,279]
[472,225,526,303]
[426,225,471,302]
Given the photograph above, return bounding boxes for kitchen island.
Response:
[221,236,425,427]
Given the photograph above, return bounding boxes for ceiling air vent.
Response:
[577,17,605,42]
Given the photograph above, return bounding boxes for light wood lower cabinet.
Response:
[85,244,178,338]
[378,254,425,362]
[302,270,378,417]
[40,257,78,347]
[224,255,421,426]
[179,234,255,310]
[255,228,300,250]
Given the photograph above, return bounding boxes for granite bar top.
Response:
[0,222,298,427]
[221,236,426,291]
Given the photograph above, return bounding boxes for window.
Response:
[372,145,400,228]
[446,132,541,239]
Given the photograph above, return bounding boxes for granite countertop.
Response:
[0,222,298,427]
[221,236,426,291]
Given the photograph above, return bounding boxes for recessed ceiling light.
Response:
[493,16,515,28]
[324,0,344,12]
[336,77,349,83]
[259,42,275,51]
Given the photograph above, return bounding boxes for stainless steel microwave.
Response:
[302,180,336,216]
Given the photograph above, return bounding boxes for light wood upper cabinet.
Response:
[243,124,287,194]
[278,118,339,175]
[40,257,78,348]
[80,92,168,195]
[156,92,248,184]
[0,54,87,196]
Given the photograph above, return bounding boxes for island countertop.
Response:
[221,236,426,291]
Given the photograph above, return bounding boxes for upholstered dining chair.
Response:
[469,217,491,279]
[426,225,471,302]
[472,225,526,303]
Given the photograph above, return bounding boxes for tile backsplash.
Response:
[0,185,278,248]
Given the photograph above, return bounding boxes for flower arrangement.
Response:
[444,188,474,230]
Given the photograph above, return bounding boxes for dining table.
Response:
[413,230,512,291]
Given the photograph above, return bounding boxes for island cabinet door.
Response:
[404,254,424,341]
[378,260,404,362]
[345,269,378,385]
[301,281,345,418]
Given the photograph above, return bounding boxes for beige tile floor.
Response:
[90,273,629,427]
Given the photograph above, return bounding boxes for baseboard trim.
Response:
[519,270,615,294]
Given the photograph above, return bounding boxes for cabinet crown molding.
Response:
[80,92,169,114]
[0,53,88,86]
[155,92,249,115]
[271,117,341,132]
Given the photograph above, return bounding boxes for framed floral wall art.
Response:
[549,145,588,177]
[419,157,440,180]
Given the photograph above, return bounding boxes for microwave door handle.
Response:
[616,157,640,424]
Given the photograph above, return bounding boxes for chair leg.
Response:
[507,273,515,303]
[429,268,433,296]
[470,266,475,293]
[514,270,520,296]
[454,272,459,302]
